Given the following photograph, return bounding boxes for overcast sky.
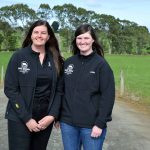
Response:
[0,0,150,31]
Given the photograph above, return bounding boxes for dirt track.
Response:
[0,88,150,150]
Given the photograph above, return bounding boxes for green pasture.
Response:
[105,55,150,103]
[0,51,13,74]
[0,51,150,104]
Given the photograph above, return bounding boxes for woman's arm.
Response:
[95,62,115,129]
[4,52,32,123]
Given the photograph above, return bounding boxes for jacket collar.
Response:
[77,50,96,62]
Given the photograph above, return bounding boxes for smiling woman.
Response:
[59,24,115,150]
[31,26,50,47]
[4,20,63,150]
[31,25,50,64]
[76,32,94,56]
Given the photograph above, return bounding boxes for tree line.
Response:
[0,3,150,54]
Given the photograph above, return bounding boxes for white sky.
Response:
[0,0,150,31]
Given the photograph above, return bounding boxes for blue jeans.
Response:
[60,122,107,150]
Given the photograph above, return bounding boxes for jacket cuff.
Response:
[48,112,58,120]
[95,120,107,129]
[22,114,32,123]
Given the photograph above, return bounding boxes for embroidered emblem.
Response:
[18,61,30,74]
[65,64,74,75]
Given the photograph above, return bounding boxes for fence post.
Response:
[1,66,4,86]
[120,69,125,96]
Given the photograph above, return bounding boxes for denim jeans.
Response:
[60,122,107,150]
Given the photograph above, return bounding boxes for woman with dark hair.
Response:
[60,24,115,150]
[4,20,63,150]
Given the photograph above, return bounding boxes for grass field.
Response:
[105,55,150,103]
[0,51,149,103]
[0,51,13,78]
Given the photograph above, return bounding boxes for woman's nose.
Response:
[37,33,42,37]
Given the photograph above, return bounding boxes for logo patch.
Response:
[18,61,30,74]
[65,64,74,75]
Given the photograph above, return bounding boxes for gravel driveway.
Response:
[0,88,150,150]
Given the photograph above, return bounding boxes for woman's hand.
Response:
[26,119,40,132]
[91,125,102,138]
[38,116,55,130]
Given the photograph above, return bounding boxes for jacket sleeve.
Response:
[4,52,32,123]
[48,74,64,119]
[95,62,115,129]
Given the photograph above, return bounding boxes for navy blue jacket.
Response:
[60,52,115,129]
[4,46,63,123]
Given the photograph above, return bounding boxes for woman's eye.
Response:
[41,32,47,34]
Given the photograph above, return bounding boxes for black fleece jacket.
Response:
[4,46,63,123]
[60,52,115,129]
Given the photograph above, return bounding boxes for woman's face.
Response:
[76,31,94,55]
[31,25,50,47]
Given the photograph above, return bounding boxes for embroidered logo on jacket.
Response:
[18,61,30,74]
[65,64,74,75]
